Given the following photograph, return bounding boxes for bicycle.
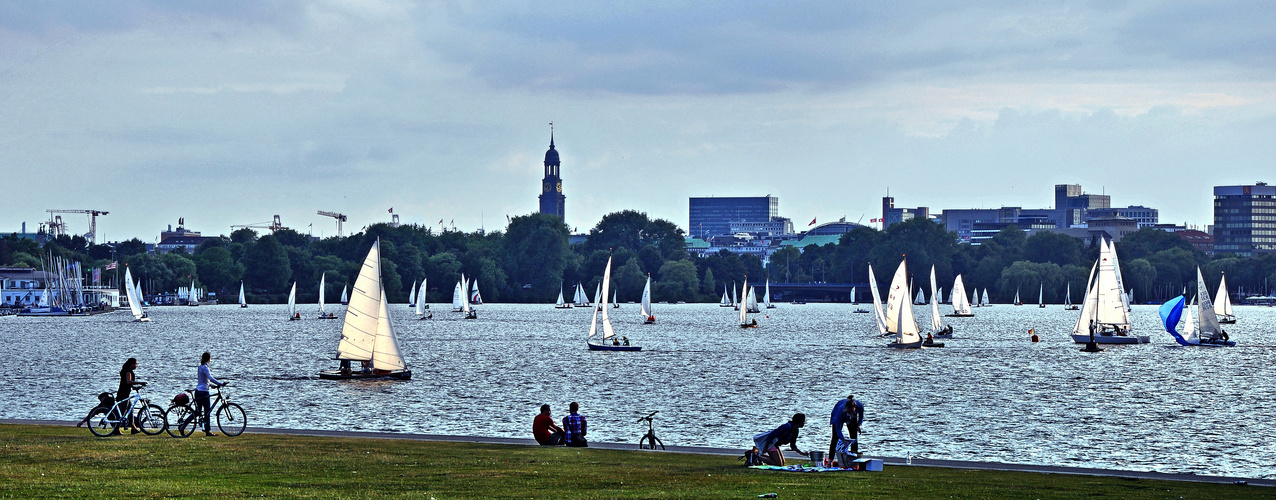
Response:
[86,383,166,437]
[637,411,665,450]
[164,383,247,437]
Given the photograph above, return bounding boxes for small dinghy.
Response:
[319,239,412,380]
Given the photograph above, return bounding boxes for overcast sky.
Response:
[3,1,1275,243]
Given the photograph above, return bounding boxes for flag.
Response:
[93,268,101,285]
[439,219,444,225]
[105,261,117,270]
[388,207,394,214]
[808,218,817,226]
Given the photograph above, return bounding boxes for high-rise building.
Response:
[537,130,565,220]
[1087,205,1159,228]
[881,197,929,228]
[1213,182,1276,256]
[688,196,779,238]
[1054,184,1110,226]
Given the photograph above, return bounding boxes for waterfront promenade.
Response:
[5,419,1270,487]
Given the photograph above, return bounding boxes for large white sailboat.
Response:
[556,282,573,309]
[238,281,248,308]
[587,256,639,351]
[415,278,432,319]
[884,259,923,348]
[452,278,464,312]
[573,282,590,307]
[640,275,655,324]
[458,274,477,319]
[913,287,926,305]
[1071,239,1149,344]
[320,239,411,380]
[123,267,149,322]
[947,275,973,317]
[286,281,299,321]
[980,289,990,307]
[745,286,761,314]
[318,273,337,319]
[1215,271,1236,323]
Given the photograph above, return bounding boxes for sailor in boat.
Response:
[622,336,630,346]
[1029,328,1039,342]
[923,333,936,346]
[339,360,352,376]
[612,337,621,346]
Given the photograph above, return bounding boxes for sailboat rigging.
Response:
[587,256,640,351]
[319,239,412,380]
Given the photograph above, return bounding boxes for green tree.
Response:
[614,257,646,301]
[193,247,244,296]
[700,267,717,298]
[996,261,1064,303]
[503,213,571,302]
[243,235,292,293]
[654,260,699,302]
[1122,258,1157,302]
[1025,231,1083,267]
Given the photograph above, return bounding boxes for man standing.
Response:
[829,394,864,459]
[533,404,565,445]
[562,402,588,447]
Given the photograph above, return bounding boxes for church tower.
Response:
[538,124,566,220]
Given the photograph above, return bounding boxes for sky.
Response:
[3,1,1276,243]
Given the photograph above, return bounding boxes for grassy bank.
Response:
[0,424,1265,499]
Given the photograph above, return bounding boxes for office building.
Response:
[689,196,779,239]
[881,197,929,227]
[1088,205,1159,228]
[1213,182,1276,256]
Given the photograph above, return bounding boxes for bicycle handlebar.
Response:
[636,411,657,423]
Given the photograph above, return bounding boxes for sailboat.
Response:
[573,282,590,307]
[415,278,432,319]
[612,289,619,309]
[913,287,926,305]
[1159,268,1235,346]
[868,264,888,335]
[971,288,979,308]
[471,280,483,306]
[340,284,348,305]
[640,274,655,324]
[928,266,949,342]
[407,280,418,308]
[946,275,973,317]
[556,282,574,309]
[980,289,990,307]
[452,278,464,312]
[187,279,199,307]
[739,277,758,328]
[719,285,732,307]
[586,256,640,351]
[318,273,338,319]
[731,282,739,310]
[1215,271,1236,323]
[884,259,923,349]
[745,286,761,314]
[1013,288,1022,306]
[593,283,603,311]
[123,267,149,322]
[286,281,300,320]
[1064,283,1077,310]
[460,275,477,319]
[764,280,776,309]
[852,286,869,313]
[1070,238,1149,344]
[238,281,248,308]
[1038,284,1045,308]
[319,239,411,380]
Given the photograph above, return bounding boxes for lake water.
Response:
[2,301,1274,479]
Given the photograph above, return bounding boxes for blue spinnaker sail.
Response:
[1158,295,1191,346]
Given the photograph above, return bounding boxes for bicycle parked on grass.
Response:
[164,382,247,437]
[637,411,665,450]
[86,382,166,437]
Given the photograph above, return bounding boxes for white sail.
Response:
[287,282,297,317]
[763,280,772,307]
[1182,292,1199,344]
[1072,259,1100,335]
[1013,288,1020,305]
[640,275,652,318]
[461,274,472,314]
[738,277,750,325]
[746,286,760,313]
[1038,284,1043,306]
[190,279,198,304]
[1064,283,1073,307]
[612,289,618,306]
[1095,239,1130,328]
[852,286,859,305]
[1110,242,1132,314]
[415,279,427,316]
[1214,272,1235,320]
[452,279,463,312]
[336,240,383,362]
[319,273,327,314]
[1196,267,1222,337]
[340,285,348,304]
[885,260,921,344]
[576,283,588,306]
[587,291,600,340]
[408,280,417,306]
[868,265,887,334]
[124,267,143,320]
[971,288,978,308]
[731,283,738,307]
[720,286,731,305]
[600,257,615,339]
[937,287,943,304]
[239,282,246,307]
[593,282,602,311]
[556,285,567,307]
[914,288,925,305]
[471,279,482,305]
[371,286,406,371]
[951,275,971,315]
[980,289,990,306]
[929,265,942,332]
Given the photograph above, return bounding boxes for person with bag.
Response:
[752,413,806,466]
[195,351,223,436]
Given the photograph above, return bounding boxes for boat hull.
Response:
[945,313,974,317]
[318,370,412,380]
[587,342,641,351]
[933,333,952,339]
[1070,334,1150,344]
[317,315,339,320]
[886,341,922,349]
[1218,318,1236,324]
[555,305,573,309]
[922,341,945,347]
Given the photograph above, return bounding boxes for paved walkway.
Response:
[4,419,1269,487]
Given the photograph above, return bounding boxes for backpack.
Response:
[741,448,764,466]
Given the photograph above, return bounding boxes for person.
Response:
[116,358,141,434]
[339,360,352,376]
[1089,319,1096,336]
[1221,329,1229,342]
[924,332,934,345]
[562,402,588,447]
[532,404,565,445]
[829,395,864,459]
[195,352,223,436]
[612,337,620,346]
[753,413,805,466]
[622,336,630,346]
[361,360,372,375]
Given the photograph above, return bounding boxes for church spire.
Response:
[549,121,555,149]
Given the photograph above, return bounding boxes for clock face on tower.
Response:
[544,182,551,193]
[556,182,562,193]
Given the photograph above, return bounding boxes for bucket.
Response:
[808,451,824,467]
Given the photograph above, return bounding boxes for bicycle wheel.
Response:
[137,404,166,436]
[165,405,196,438]
[639,436,652,450]
[87,408,117,437]
[216,403,247,437]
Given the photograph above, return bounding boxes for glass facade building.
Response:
[688,196,779,238]
[1214,183,1276,256]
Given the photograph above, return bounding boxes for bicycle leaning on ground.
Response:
[85,382,166,437]
[164,382,247,437]
[637,411,665,450]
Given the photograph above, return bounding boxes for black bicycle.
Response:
[637,411,665,450]
[164,383,247,437]
[86,383,166,437]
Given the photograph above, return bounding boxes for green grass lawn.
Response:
[0,424,1267,499]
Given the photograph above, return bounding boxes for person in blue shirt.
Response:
[753,413,806,466]
[196,351,223,436]
[562,402,588,447]
[829,394,864,459]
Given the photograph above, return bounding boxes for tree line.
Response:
[4,213,1274,304]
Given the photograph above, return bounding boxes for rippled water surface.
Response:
[3,302,1274,478]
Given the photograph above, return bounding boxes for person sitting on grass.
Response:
[753,413,806,466]
[532,404,565,445]
[562,402,588,447]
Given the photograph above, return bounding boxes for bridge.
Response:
[763,282,868,303]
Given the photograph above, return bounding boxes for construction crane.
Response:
[230,215,286,233]
[317,211,348,237]
[46,209,109,244]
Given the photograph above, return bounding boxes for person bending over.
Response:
[533,404,565,445]
[828,395,865,459]
[753,413,806,466]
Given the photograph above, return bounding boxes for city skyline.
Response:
[4,2,1276,241]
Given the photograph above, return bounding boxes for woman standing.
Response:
[196,352,223,436]
[116,358,141,434]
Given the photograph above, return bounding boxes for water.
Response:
[2,302,1274,479]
